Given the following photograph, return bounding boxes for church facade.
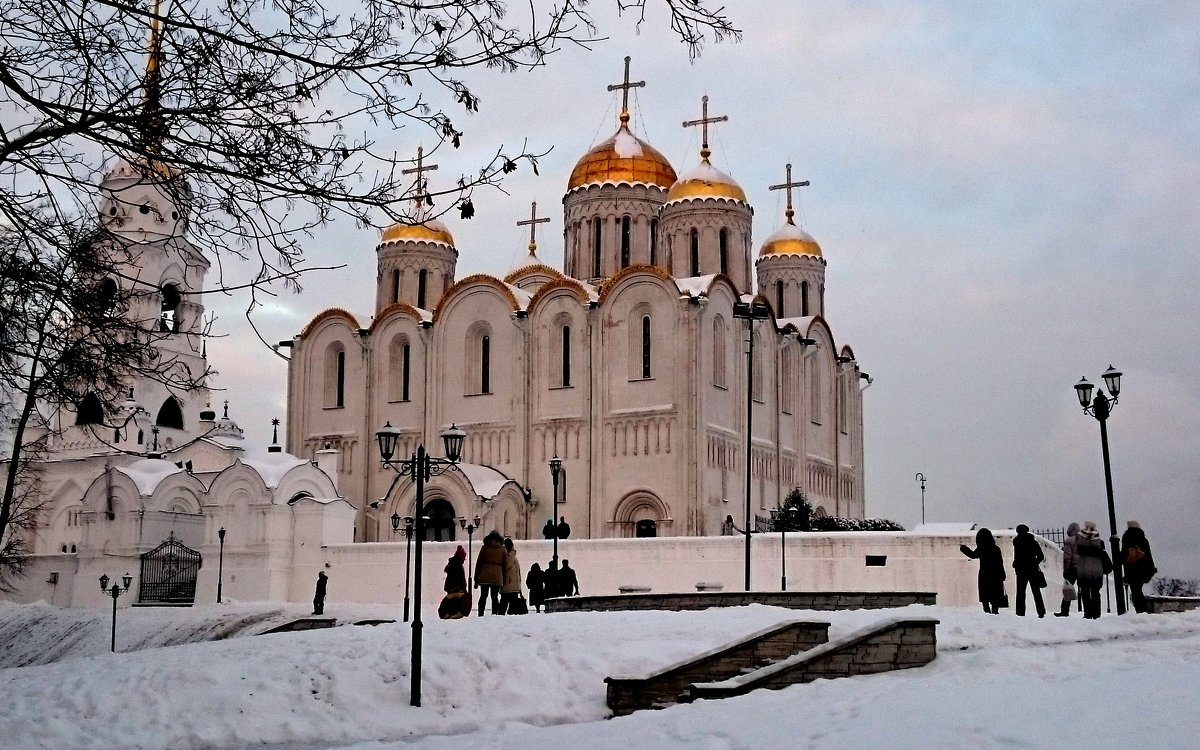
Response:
[286,73,870,545]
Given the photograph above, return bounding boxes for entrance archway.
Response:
[635,519,657,537]
[422,498,457,542]
[612,490,670,538]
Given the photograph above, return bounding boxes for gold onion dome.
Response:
[380,204,455,247]
[759,215,822,258]
[567,124,677,191]
[665,156,747,203]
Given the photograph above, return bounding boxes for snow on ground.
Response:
[2,599,1199,750]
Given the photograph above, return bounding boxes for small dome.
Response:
[665,158,747,204]
[759,220,822,258]
[380,219,455,247]
[568,125,676,191]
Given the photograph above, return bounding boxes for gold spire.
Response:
[606,56,645,127]
[141,0,166,156]
[516,201,550,255]
[682,95,728,161]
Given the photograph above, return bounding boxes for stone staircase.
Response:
[606,617,938,715]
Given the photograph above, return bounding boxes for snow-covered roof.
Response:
[119,458,186,495]
[456,463,516,500]
[674,274,719,297]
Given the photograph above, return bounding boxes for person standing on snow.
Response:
[960,528,1006,614]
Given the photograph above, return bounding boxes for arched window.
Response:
[782,348,794,414]
[391,269,400,304]
[712,317,726,388]
[325,343,346,407]
[809,361,822,424]
[620,216,631,268]
[160,283,181,333]
[389,337,411,401]
[635,519,657,537]
[481,335,491,393]
[561,325,572,387]
[801,281,810,316]
[649,218,658,265]
[76,393,104,425]
[689,229,699,277]
[402,343,411,401]
[641,316,652,378]
[776,280,785,317]
[417,269,428,309]
[592,218,603,278]
[156,396,184,429]
[97,278,119,315]
[719,228,729,275]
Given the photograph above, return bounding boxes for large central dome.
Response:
[567,124,676,191]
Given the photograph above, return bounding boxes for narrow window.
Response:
[160,283,181,333]
[641,316,651,378]
[620,216,631,268]
[719,228,729,275]
[335,350,345,407]
[689,229,699,277]
[392,269,400,304]
[776,280,785,317]
[713,318,726,388]
[402,343,411,401]
[417,269,428,309]
[561,326,572,387]
[481,335,490,393]
[592,218,602,278]
[649,219,658,266]
[801,281,810,317]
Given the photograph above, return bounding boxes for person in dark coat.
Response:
[474,531,507,615]
[1055,521,1080,617]
[313,571,328,615]
[1121,521,1157,613]
[960,527,1006,614]
[544,558,561,599]
[1012,524,1046,617]
[557,516,571,539]
[542,519,556,539]
[560,559,580,596]
[526,563,545,612]
[1074,520,1110,619]
[439,546,470,619]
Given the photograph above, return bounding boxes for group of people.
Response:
[960,521,1156,618]
[439,530,582,619]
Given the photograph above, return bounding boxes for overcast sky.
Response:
[202,1,1200,577]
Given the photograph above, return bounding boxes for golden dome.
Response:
[665,158,747,204]
[759,219,822,258]
[567,125,676,191]
[380,218,454,247]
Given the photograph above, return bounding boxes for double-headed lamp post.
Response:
[376,421,466,707]
[1074,365,1126,616]
[914,473,926,526]
[732,298,772,591]
[459,515,482,591]
[390,513,415,623]
[216,527,226,604]
[549,455,563,565]
[99,572,133,653]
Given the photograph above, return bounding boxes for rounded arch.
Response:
[368,302,425,333]
[433,274,521,322]
[421,497,458,542]
[76,393,104,425]
[155,396,184,429]
[300,307,362,339]
[527,277,591,313]
[612,490,670,538]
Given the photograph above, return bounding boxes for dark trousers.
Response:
[1015,575,1045,617]
[478,584,500,615]
[313,597,324,615]
[1080,584,1102,619]
[1129,582,1148,613]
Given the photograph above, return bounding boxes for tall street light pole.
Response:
[459,515,481,592]
[376,422,467,707]
[99,572,133,652]
[216,527,226,604]
[549,456,562,565]
[733,299,771,591]
[390,513,415,622]
[914,473,926,526]
[1074,366,1126,616]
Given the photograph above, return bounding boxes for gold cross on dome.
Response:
[402,146,439,199]
[682,95,728,158]
[516,201,550,254]
[768,163,810,223]
[606,56,645,123]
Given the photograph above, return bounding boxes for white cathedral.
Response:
[285,67,869,545]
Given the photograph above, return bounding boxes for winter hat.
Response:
[1016,524,1029,534]
[1127,520,1142,530]
[1079,521,1100,540]
[454,545,466,559]
[1067,521,1080,536]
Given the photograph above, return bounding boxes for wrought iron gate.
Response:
[138,535,202,605]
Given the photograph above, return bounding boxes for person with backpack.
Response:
[1121,521,1157,613]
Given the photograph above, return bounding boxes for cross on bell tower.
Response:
[516,201,550,255]
[768,163,810,225]
[682,95,728,160]
[402,146,439,206]
[607,56,646,126]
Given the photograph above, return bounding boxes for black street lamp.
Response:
[216,526,226,604]
[390,513,415,623]
[769,504,796,591]
[914,473,927,526]
[1074,366,1126,615]
[459,515,482,592]
[549,456,563,565]
[733,298,771,591]
[99,572,133,652]
[376,421,466,707]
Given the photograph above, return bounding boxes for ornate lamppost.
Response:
[1074,366,1126,615]
[376,422,467,707]
[914,473,927,526]
[459,515,482,591]
[216,526,226,604]
[549,456,563,565]
[99,572,133,653]
[390,513,415,622]
[769,504,796,591]
[732,298,771,591]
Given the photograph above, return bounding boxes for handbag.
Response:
[510,593,529,615]
[1032,568,1047,589]
[997,592,1010,609]
[1101,550,1113,576]
[1061,582,1077,601]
